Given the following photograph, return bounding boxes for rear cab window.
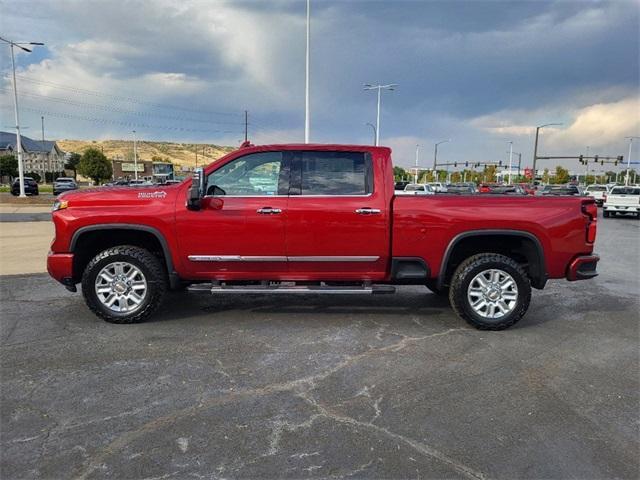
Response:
[290,151,373,196]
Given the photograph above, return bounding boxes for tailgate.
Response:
[607,194,640,206]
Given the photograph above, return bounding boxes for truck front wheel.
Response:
[448,253,531,330]
[81,246,167,324]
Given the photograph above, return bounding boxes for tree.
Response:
[483,165,497,183]
[0,154,18,178]
[65,152,81,179]
[25,171,41,182]
[553,165,570,184]
[393,166,408,182]
[542,168,550,184]
[78,148,112,185]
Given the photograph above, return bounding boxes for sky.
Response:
[0,0,638,170]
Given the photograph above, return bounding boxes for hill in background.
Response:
[57,139,236,167]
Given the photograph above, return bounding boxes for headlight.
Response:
[52,199,68,212]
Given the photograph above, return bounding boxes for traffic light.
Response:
[465,161,469,167]
[579,155,584,165]
[499,161,502,166]
[594,155,598,163]
[618,155,623,162]
[453,162,457,168]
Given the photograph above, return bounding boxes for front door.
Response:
[176,151,290,280]
[285,150,390,281]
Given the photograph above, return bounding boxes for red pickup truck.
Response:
[48,144,599,330]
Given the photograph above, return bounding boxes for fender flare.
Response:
[70,223,176,275]
[437,229,547,289]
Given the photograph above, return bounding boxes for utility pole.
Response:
[625,137,640,186]
[304,0,310,143]
[433,139,451,170]
[132,130,139,181]
[532,123,562,179]
[1,38,44,196]
[244,110,248,142]
[41,115,48,183]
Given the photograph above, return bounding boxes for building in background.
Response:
[111,158,175,183]
[0,131,65,176]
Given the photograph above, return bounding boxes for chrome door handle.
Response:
[257,207,282,215]
[355,208,381,215]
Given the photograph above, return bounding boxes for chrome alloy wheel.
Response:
[94,261,148,313]
[467,269,518,319]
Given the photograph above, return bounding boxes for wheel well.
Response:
[440,233,546,289]
[71,229,167,281]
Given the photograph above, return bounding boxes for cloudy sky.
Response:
[0,0,638,169]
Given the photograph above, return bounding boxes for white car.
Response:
[427,182,447,193]
[603,186,640,218]
[400,184,435,195]
[583,184,608,206]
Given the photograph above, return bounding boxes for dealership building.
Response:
[111,159,176,183]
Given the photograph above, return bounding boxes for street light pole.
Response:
[624,137,640,186]
[414,144,420,184]
[364,84,397,146]
[132,130,139,181]
[1,37,44,198]
[532,122,562,179]
[365,123,376,146]
[304,0,310,143]
[508,141,513,184]
[433,139,451,171]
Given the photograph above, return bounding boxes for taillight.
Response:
[582,202,597,243]
[602,193,607,203]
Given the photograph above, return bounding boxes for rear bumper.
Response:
[603,204,639,213]
[47,252,76,291]
[567,254,599,281]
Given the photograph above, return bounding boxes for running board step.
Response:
[187,283,396,295]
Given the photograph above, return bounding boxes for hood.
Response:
[58,184,182,208]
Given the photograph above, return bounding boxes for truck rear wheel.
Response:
[448,253,531,330]
[81,246,167,324]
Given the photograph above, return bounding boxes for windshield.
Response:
[611,187,640,195]
[404,184,424,192]
[586,186,607,191]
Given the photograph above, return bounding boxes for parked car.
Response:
[583,184,608,206]
[128,179,154,186]
[536,184,583,196]
[394,181,410,192]
[478,183,498,193]
[517,183,536,195]
[478,184,526,195]
[427,182,447,193]
[53,177,78,196]
[48,143,600,330]
[603,186,640,218]
[10,177,39,196]
[400,183,435,195]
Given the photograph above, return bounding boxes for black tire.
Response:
[603,210,610,218]
[81,245,167,324]
[448,253,531,330]
[425,279,448,296]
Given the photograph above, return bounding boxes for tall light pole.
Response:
[507,141,514,184]
[132,130,139,181]
[1,37,44,197]
[414,144,420,184]
[364,84,397,146]
[532,122,562,179]
[433,139,450,171]
[304,0,310,143]
[365,123,376,146]
[625,136,640,186]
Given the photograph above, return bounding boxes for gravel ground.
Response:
[1,214,638,479]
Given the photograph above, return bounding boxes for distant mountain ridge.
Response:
[57,139,236,167]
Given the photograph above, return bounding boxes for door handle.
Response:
[257,207,282,215]
[355,208,381,215]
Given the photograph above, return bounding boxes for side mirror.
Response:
[187,167,205,210]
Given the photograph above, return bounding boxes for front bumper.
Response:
[47,252,76,291]
[567,254,599,281]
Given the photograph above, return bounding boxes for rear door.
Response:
[285,150,390,281]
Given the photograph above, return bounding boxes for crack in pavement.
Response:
[74,327,478,479]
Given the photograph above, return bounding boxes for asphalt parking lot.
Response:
[1,212,638,479]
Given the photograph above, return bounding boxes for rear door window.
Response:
[293,151,373,196]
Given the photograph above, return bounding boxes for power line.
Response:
[0,104,241,134]
[13,75,243,117]
[0,88,245,126]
